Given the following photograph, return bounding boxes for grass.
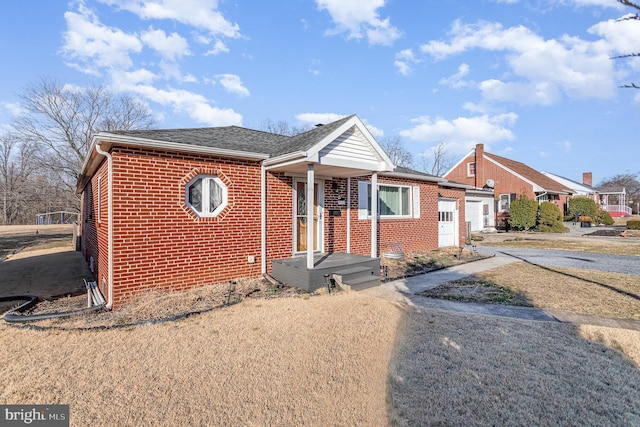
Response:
[480,238,640,256]
[423,262,640,320]
[388,308,640,426]
[0,292,402,426]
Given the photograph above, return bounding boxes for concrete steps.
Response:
[333,266,380,291]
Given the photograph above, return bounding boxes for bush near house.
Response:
[568,197,598,220]
[594,209,615,226]
[628,220,640,230]
[507,194,538,231]
[537,202,566,233]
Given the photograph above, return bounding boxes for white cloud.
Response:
[421,20,617,104]
[141,27,190,61]
[399,113,518,154]
[62,4,142,74]
[1,102,26,117]
[216,74,250,97]
[132,84,242,126]
[315,0,401,46]
[296,112,347,125]
[394,48,418,76]
[361,119,384,138]
[98,0,241,38]
[439,63,471,88]
[555,140,572,152]
[204,40,230,56]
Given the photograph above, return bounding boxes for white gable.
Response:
[319,126,383,166]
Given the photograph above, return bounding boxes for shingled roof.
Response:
[484,152,571,193]
[105,114,358,158]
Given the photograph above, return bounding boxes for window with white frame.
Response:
[185,175,228,217]
[358,181,420,219]
[467,162,476,177]
[499,193,517,212]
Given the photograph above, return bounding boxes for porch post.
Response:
[307,164,315,269]
[370,172,378,259]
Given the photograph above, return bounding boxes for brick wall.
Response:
[81,159,109,296]
[349,175,448,256]
[106,147,265,307]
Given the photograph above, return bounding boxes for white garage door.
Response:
[466,200,482,232]
[438,199,458,247]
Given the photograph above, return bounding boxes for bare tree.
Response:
[380,135,414,168]
[616,0,640,88]
[260,119,312,136]
[419,141,455,176]
[0,133,37,224]
[12,78,156,189]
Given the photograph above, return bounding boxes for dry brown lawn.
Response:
[3,225,640,425]
[475,262,640,319]
[388,308,640,426]
[0,292,403,426]
[480,237,640,256]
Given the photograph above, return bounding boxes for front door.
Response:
[294,180,323,253]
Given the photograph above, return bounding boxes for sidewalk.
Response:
[362,256,640,331]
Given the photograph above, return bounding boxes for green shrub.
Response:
[568,197,598,219]
[537,202,565,233]
[563,215,574,222]
[628,220,640,230]
[508,194,537,231]
[594,209,614,226]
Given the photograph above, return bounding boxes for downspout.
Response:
[346,177,351,253]
[95,142,114,310]
[261,162,267,275]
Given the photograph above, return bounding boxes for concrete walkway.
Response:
[362,256,640,331]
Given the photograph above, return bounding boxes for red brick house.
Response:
[77,115,466,309]
[444,144,572,229]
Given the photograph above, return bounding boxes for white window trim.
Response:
[467,162,476,177]
[185,175,228,218]
[358,181,418,219]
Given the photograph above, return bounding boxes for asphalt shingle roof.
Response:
[485,152,570,193]
[106,114,358,158]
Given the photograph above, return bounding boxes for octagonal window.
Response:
[186,175,228,217]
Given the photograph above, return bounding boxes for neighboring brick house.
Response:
[444,144,572,229]
[77,115,467,309]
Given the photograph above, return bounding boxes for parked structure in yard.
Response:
[77,115,468,308]
[444,144,573,229]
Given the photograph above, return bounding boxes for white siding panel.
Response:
[320,127,383,164]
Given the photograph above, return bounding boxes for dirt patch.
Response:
[14,276,311,329]
[381,246,489,281]
[419,276,531,306]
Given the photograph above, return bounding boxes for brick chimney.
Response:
[475,144,485,188]
[582,172,593,187]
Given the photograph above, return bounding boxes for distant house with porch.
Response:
[77,114,467,309]
[444,144,573,229]
[542,171,632,217]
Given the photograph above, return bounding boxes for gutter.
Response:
[95,142,114,310]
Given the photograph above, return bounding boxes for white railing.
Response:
[603,205,632,216]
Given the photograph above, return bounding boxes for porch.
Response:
[272,252,380,292]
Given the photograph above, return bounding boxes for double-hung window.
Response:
[358,181,420,219]
[186,175,228,217]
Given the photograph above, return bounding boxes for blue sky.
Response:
[1,0,639,184]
